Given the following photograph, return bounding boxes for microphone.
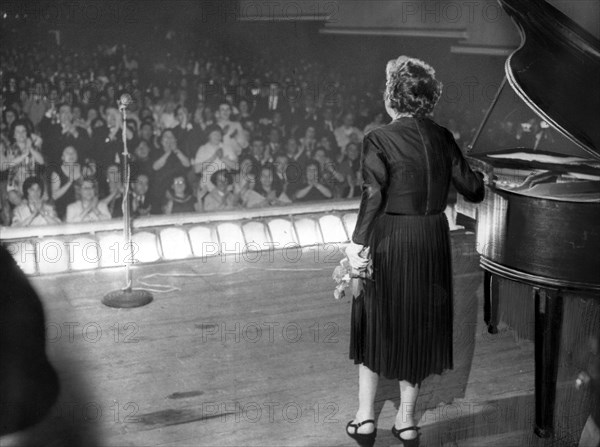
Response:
[118,93,133,111]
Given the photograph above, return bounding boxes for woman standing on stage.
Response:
[344,56,485,446]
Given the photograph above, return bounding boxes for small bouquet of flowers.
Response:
[332,247,373,300]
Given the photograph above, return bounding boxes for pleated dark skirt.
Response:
[349,212,453,385]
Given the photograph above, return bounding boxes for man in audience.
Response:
[131,173,153,217]
[39,103,91,166]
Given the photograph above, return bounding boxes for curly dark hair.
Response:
[384,56,442,117]
[22,176,45,200]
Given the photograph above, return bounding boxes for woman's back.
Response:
[362,117,483,216]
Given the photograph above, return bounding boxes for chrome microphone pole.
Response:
[102,94,153,308]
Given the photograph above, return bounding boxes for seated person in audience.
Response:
[237,171,266,209]
[131,173,153,217]
[217,102,247,167]
[164,175,196,215]
[65,179,112,223]
[334,112,363,152]
[265,128,282,156]
[131,140,155,179]
[203,169,238,212]
[1,120,45,209]
[294,160,333,202]
[173,105,204,159]
[99,164,124,218]
[151,128,191,212]
[273,153,290,193]
[11,177,60,227]
[194,125,229,191]
[313,147,346,199]
[317,134,340,162]
[232,155,258,195]
[49,145,83,221]
[298,125,318,161]
[253,164,291,207]
[336,142,362,198]
[91,106,126,169]
[39,103,91,166]
[139,120,158,153]
[247,136,273,168]
[283,139,305,198]
[237,99,253,121]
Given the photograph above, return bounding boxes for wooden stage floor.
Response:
[5,231,593,446]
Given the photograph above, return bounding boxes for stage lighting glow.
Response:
[242,221,270,251]
[268,218,297,247]
[131,232,161,264]
[38,238,70,275]
[69,237,100,271]
[98,233,127,268]
[159,227,192,260]
[294,217,323,246]
[217,222,246,252]
[189,225,218,258]
[319,215,349,243]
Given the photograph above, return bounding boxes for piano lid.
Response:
[471,0,600,160]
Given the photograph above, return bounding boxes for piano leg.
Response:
[534,287,563,438]
[483,271,499,334]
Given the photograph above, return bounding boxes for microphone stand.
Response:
[102,102,153,308]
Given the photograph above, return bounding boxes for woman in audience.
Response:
[163,175,196,214]
[65,178,112,223]
[253,164,291,207]
[1,120,45,208]
[294,160,333,202]
[11,177,61,227]
[217,102,247,168]
[298,125,318,161]
[132,140,155,178]
[194,125,230,191]
[203,169,238,212]
[237,170,266,209]
[49,146,82,220]
[139,121,158,153]
[238,99,253,121]
[151,128,191,212]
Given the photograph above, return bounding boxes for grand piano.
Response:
[456,0,600,439]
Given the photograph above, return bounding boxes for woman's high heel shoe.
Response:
[391,425,420,446]
[346,419,377,447]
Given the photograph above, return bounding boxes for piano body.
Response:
[456,0,600,438]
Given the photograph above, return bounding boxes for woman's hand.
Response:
[346,241,369,270]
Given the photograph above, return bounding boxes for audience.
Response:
[11,177,60,227]
[65,179,112,223]
[294,161,333,202]
[0,33,500,227]
[164,175,197,214]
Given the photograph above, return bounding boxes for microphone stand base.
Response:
[102,288,153,308]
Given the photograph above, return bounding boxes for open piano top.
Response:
[466,0,600,204]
